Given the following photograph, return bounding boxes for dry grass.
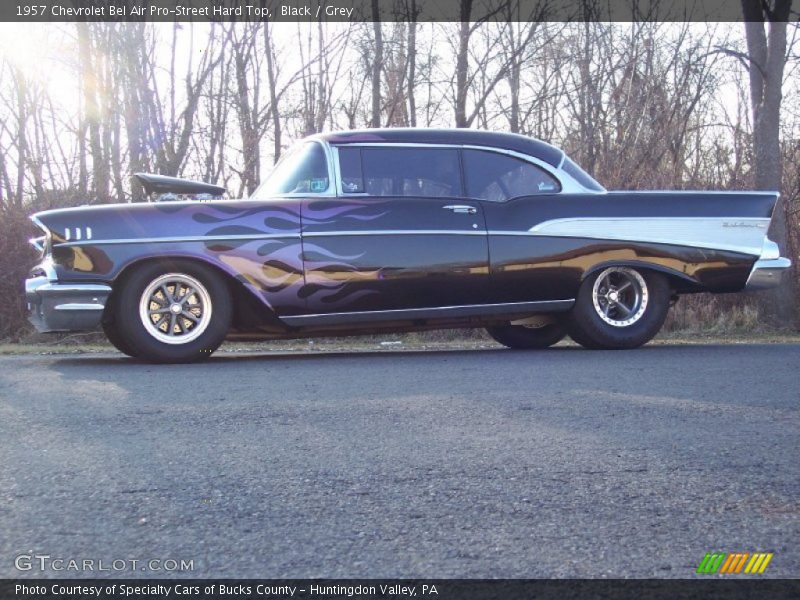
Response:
[1,329,798,357]
[664,297,764,334]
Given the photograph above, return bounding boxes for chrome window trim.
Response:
[332,144,346,196]
[330,141,599,196]
[460,144,572,194]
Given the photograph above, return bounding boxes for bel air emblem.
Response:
[723,221,766,228]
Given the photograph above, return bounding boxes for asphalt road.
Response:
[0,344,798,578]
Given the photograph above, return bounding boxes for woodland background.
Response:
[0,5,798,340]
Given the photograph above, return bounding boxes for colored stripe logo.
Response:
[697,552,773,574]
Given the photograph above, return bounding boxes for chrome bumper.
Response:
[25,276,111,333]
[745,238,792,291]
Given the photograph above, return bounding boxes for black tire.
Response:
[101,300,138,358]
[486,321,566,349]
[565,266,670,350]
[114,261,232,364]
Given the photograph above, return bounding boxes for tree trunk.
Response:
[264,20,282,163]
[741,0,795,326]
[371,2,383,128]
[406,8,417,127]
[454,2,472,128]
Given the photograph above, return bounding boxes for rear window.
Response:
[463,149,560,201]
[338,146,463,198]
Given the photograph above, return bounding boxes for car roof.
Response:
[312,128,565,168]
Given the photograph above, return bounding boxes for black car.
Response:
[25,128,791,362]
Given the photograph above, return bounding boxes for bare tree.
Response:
[371,1,383,128]
[740,0,794,323]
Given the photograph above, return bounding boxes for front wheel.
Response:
[112,261,232,363]
[565,266,670,350]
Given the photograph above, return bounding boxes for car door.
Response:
[461,148,575,303]
[299,145,491,314]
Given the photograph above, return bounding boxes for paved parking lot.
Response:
[1,344,798,577]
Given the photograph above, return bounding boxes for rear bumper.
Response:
[25,275,111,333]
[746,257,792,290]
[745,237,792,291]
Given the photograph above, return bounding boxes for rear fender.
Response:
[582,260,699,289]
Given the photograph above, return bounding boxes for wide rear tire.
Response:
[565,266,670,350]
[487,321,566,349]
[112,261,232,363]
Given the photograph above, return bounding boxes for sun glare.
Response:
[0,24,71,94]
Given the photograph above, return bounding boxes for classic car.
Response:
[25,128,791,363]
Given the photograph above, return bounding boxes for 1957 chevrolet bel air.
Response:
[25,129,791,363]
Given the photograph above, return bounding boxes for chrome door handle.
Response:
[443,204,477,214]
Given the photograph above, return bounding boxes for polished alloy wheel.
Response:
[591,267,649,327]
[138,273,212,344]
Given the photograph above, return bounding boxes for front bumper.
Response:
[745,239,792,291]
[25,276,112,333]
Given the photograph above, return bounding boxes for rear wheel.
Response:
[114,261,232,363]
[487,318,566,349]
[565,266,670,349]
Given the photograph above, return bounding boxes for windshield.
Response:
[250,142,330,199]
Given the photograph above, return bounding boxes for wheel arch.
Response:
[106,254,284,331]
[581,259,699,293]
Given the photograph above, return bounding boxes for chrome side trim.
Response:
[283,299,574,327]
[525,217,771,256]
[54,303,105,311]
[35,283,112,293]
[56,233,302,247]
[302,229,486,237]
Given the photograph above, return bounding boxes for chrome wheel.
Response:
[591,267,648,327]
[138,273,212,344]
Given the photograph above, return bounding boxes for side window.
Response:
[339,146,463,198]
[463,149,560,201]
[338,147,364,193]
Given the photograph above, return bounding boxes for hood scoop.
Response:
[134,173,226,199]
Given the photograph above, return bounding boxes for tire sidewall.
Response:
[115,261,232,363]
[567,268,670,349]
